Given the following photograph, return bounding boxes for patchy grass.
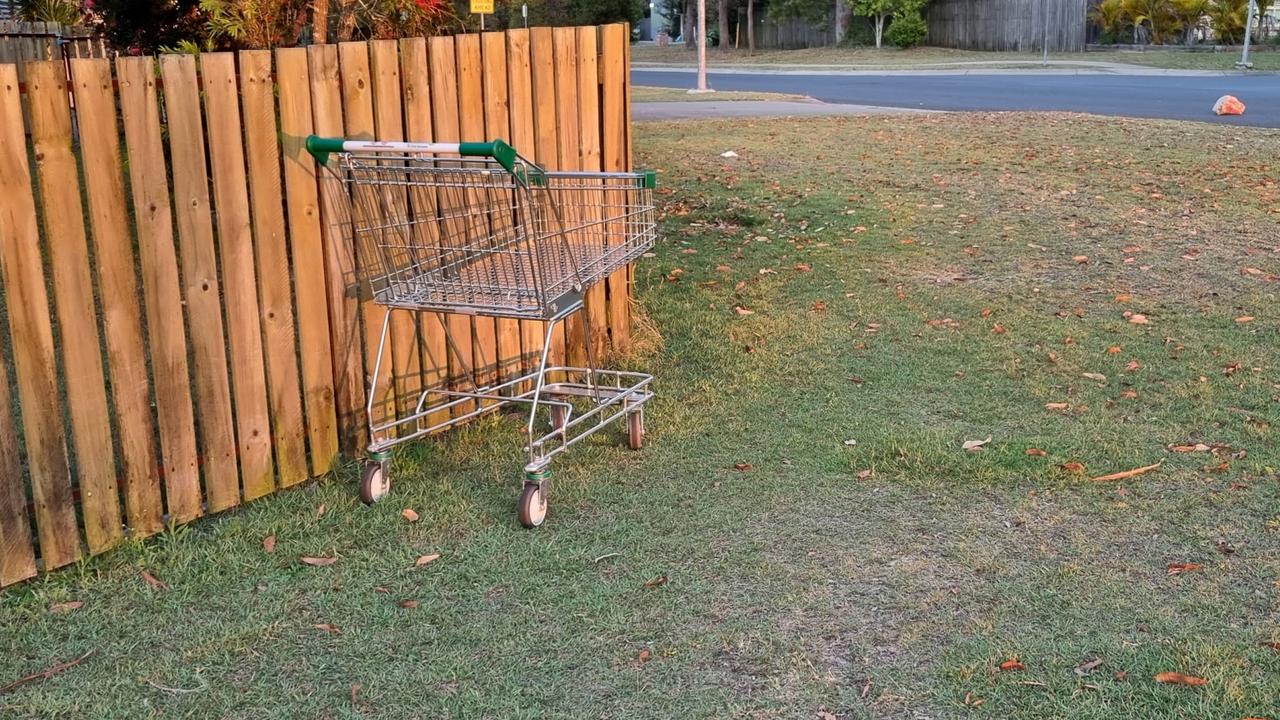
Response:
[633,85,810,103]
[3,113,1280,719]
[632,43,1280,72]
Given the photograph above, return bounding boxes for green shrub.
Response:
[886,11,927,47]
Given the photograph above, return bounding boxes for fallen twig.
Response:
[1091,461,1162,482]
[592,552,621,564]
[0,650,94,694]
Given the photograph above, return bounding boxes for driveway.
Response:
[632,68,1280,127]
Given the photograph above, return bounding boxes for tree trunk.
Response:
[835,0,849,44]
[685,0,695,49]
[875,14,885,48]
[313,0,328,43]
[746,0,755,53]
[718,0,730,51]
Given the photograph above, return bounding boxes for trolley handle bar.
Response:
[306,135,518,173]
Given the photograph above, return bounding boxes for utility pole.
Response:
[1042,0,1050,66]
[1238,0,1258,69]
[695,0,710,92]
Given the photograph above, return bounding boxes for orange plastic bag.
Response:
[1213,95,1245,116]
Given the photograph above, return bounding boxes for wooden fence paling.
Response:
[0,345,36,586]
[309,43,368,453]
[276,48,341,478]
[117,56,205,525]
[926,0,1090,52]
[600,24,632,352]
[26,61,124,554]
[0,25,636,586]
[398,37,451,429]
[480,31,524,384]
[0,65,81,568]
[72,58,164,534]
[241,49,312,489]
[160,54,240,516]
[505,29,542,378]
[202,52,277,501]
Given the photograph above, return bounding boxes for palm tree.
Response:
[1207,0,1248,44]
[1171,0,1210,43]
[1122,0,1176,43]
[1090,0,1130,41]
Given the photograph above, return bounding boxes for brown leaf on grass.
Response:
[316,503,326,518]
[401,508,419,523]
[643,574,668,589]
[1223,362,1242,376]
[794,263,812,272]
[733,305,755,316]
[1128,313,1150,325]
[1075,657,1104,676]
[141,571,169,591]
[1153,671,1207,686]
[962,692,984,707]
[962,437,992,452]
[1125,360,1141,371]
[733,462,753,472]
[1059,462,1086,474]
[638,649,651,664]
[715,264,731,272]
[49,601,83,614]
[398,599,419,609]
[1120,389,1138,399]
[1215,540,1236,556]
[1107,345,1122,354]
[811,300,827,312]
[999,658,1025,671]
[300,556,338,567]
[263,535,276,553]
[1115,294,1132,302]
[350,683,361,704]
[1073,255,1089,264]
[1082,372,1106,382]
[1045,402,1071,411]
[1261,641,1280,652]
[1091,461,1162,482]
[414,553,441,567]
[313,623,341,634]
[1236,316,1255,323]
[1114,671,1129,681]
[980,308,993,318]
[1026,448,1047,457]
[856,469,873,480]
[816,711,836,720]
[1167,562,1203,576]
[991,323,1007,334]
[1169,443,1211,453]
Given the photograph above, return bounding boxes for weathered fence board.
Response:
[926,0,1091,52]
[0,24,637,588]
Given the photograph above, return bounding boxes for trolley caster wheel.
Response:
[517,482,547,528]
[359,461,391,505]
[627,410,645,450]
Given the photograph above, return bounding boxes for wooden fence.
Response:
[926,0,1092,52]
[0,23,636,588]
[0,21,107,77]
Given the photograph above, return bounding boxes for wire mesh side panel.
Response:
[336,155,656,319]
[343,155,545,317]
[533,173,656,295]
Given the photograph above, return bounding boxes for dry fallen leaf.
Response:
[1060,462,1086,474]
[733,462,753,472]
[733,306,755,316]
[643,574,669,588]
[1261,641,1280,652]
[49,601,83,614]
[999,658,1025,672]
[638,648,651,663]
[1075,657,1104,676]
[401,508,420,523]
[816,711,836,720]
[1236,316,1255,323]
[1167,562,1203,576]
[1045,402,1071,411]
[316,503,326,518]
[962,437,992,452]
[963,691,984,707]
[1153,671,1207,686]
[398,599,419,609]
[141,570,169,591]
[414,553,441,567]
[300,556,338,567]
[1128,313,1150,325]
[1026,448,1047,457]
[263,535,277,554]
[313,623,341,634]
[1091,461,1162,482]
[856,469,873,480]
[1082,372,1107,382]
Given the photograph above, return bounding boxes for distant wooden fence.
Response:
[926,0,1091,52]
[0,23,636,588]
[0,21,107,76]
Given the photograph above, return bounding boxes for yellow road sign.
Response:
[471,0,493,13]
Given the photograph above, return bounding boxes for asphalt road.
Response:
[632,69,1280,127]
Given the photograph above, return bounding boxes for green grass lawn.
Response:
[3,112,1280,719]
[632,43,1280,71]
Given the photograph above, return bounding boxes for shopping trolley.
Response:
[307,136,657,527]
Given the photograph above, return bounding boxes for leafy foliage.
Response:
[486,0,645,30]
[17,0,84,24]
[885,5,926,47]
[1091,0,1268,44]
[91,0,208,52]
